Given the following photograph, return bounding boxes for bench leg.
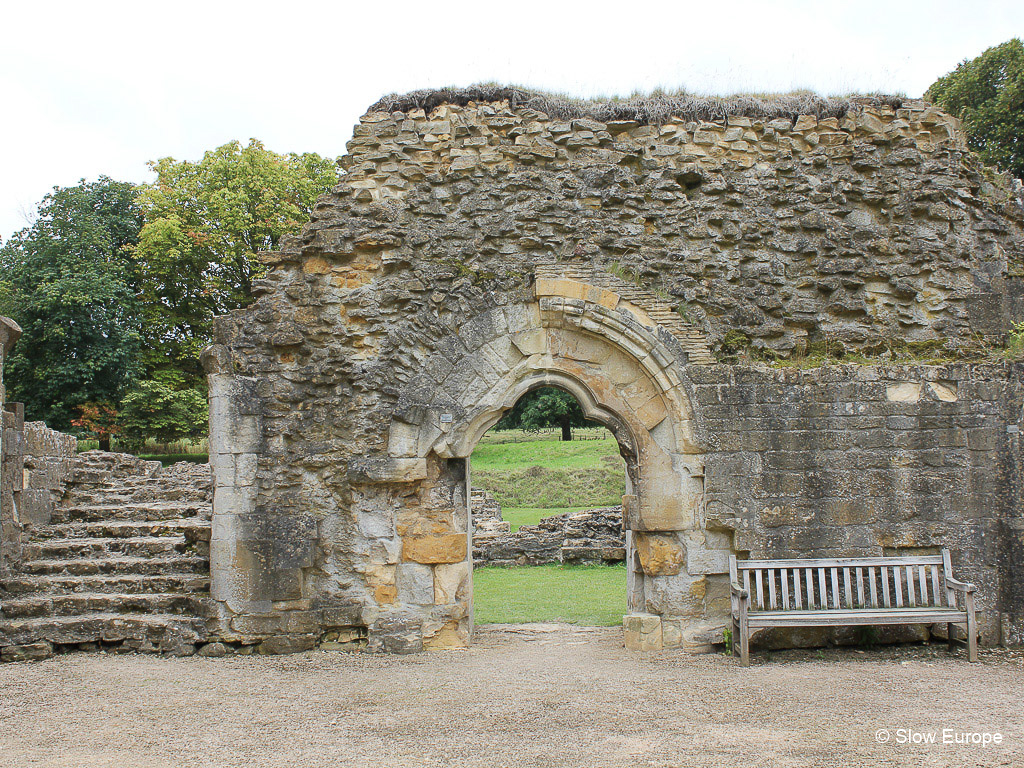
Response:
[965,593,978,663]
[947,622,956,654]
[739,617,750,667]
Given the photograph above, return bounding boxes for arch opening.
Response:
[379,294,730,652]
[469,384,632,628]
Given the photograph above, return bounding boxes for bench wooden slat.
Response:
[767,568,777,610]
[930,565,941,608]
[818,568,827,609]
[830,568,840,610]
[843,567,853,608]
[881,566,891,607]
[755,569,764,610]
[919,566,928,606]
[868,566,878,608]
[906,565,916,607]
[856,567,865,608]
[793,567,803,610]
[894,566,903,607]
[736,555,943,568]
[805,569,815,609]
[781,568,790,609]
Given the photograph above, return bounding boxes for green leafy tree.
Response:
[0,179,143,429]
[495,387,597,441]
[926,38,1024,180]
[119,379,208,450]
[134,139,341,385]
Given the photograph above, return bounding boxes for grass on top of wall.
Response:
[472,564,627,626]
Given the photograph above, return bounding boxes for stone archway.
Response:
[366,267,732,651]
[204,264,736,654]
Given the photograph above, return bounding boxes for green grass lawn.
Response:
[472,429,626,509]
[473,564,627,625]
[472,429,620,470]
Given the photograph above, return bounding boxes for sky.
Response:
[1,0,1022,241]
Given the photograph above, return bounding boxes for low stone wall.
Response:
[0,417,77,573]
[473,502,626,566]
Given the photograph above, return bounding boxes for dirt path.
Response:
[0,624,1020,768]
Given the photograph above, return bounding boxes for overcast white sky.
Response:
[2,0,1022,241]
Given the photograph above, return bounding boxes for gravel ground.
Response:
[0,624,1021,768]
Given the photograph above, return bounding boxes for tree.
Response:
[119,379,208,450]
[134,139,341,386]
[926,38,1024,180]
[0,179,143,430]
[495,387,597,441]
[71,402,122,452]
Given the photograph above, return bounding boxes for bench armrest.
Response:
[730,579,748,600]
[946,577,976,593]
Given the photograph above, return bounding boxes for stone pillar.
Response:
[0,317,23,575]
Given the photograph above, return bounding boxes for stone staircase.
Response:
[0,452,213,661]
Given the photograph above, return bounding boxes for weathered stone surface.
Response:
[634,533,684,576]
[0,641,52,662]
[402,533,467,564]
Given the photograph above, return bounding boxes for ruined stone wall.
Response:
[320,97,1024,356]
[692,363,1024,646]
[0,418,76,574]
[204,94,1024,654]
[473,505,626,566]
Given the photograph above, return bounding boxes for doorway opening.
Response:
[469,385,632,628]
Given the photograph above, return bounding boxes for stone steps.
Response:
[0,592,215,619]
[19,555,209,577]
[0,452,215,660]
[54,502,210,523]
[0,613,208,652]
[30,518,211,542]
[0,573,210,596]
[21,536,190,561]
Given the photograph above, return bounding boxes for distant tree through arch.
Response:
[494,386,600,441]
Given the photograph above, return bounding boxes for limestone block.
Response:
[368,612,424,654]
[510,328,547,356]
[645,572,705,617]
[366,564,397,604]
[433,561,470,604]
[348,457,428,483]
[358,509,395,539]
[928,381,958,402]
[402,533,467,564]
[661,618,683,648]
[397,563,435,605]
[684,534,732,575]
[423,619,470,650]
[623,613,663,651]
[634,532,685,576]
[886,382,922,403]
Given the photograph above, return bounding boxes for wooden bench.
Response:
[729,550,977,666]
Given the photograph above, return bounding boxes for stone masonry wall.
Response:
[319,97,1024,357]
[0,418,77,574]
[203,93,1024,654]
[1,317,24,575]
[692,363,1024,646]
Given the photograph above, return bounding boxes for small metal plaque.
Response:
[440,413,453,424]
[1007,424,1019,434]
